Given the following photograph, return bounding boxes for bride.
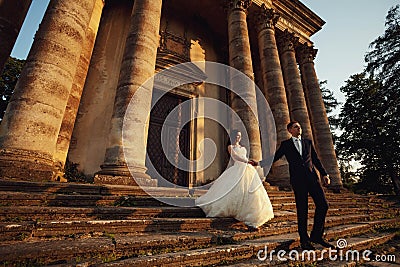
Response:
[195,130,274,230]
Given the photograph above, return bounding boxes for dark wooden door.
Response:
[146,90,190,186]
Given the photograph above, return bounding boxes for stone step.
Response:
[271,201,390,211]
[0,212,385,243]
[95,222,399,266]
[0,217,397,266]
[318,234,399,267]
[0,207,380,242]
[0,191,198,207]
[0,191,389,211]
[226,232,398,266]
[0,180,385,203]
[0,200,391,226]
[331,233,400,267]
[0,180,397,267]
[263,183,281,192]
[0,205,205,223]
[0,179,198,197]
[221,216,399,244]
[0,188,383,202]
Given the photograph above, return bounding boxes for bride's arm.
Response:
[228,145,248,163]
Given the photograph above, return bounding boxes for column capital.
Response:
[277,29,299,53]
[226,0,252,14]
[296,43,318,65]
[255,4,280,32]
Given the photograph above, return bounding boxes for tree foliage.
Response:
[337,5,400,195]
[0,57,25,121]
[337,73,400,194]
[365,4,400,111]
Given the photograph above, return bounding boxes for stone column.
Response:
[0,0,32,72]
[67,0,133,177]
[227,0,262,161]
[0,0,96,181]
[277,30,313,140]
[256,5,291,189]
[95,0,162,186]
[54,0,105,177]
[297,44,342,189]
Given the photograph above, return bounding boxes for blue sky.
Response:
[11,0,49,60]
[11,0,398,111]
[301,0,398,106]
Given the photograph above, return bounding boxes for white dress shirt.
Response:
[292,136,302,156]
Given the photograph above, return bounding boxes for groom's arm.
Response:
[259,142,285,167]
[310,142,327,176]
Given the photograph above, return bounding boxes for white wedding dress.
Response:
[195,146,274,228]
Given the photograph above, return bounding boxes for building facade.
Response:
[0,0,342,190]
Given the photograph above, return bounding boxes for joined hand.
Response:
[248,160,259,166]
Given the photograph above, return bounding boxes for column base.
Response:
[95,163,157,187]
[94,173,157,187]
[53,160,68,183]
[267,161,291,190]
[0,148,55,181]
[329,175,343,193]
[326,184,342,193]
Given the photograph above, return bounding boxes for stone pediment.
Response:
[155,61,208,90]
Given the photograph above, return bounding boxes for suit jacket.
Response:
[262,138,327,187]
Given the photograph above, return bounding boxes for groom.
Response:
[256,121,335,250]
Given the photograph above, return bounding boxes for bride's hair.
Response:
[227,129,241,146]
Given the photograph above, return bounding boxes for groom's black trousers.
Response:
[292,176,329,243]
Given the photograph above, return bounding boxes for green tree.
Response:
[365,4,400,111]
[337,5,400,195]
[338,72,400,195]
[363,4,400,195]
[0,57,25,121]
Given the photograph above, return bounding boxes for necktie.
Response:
[294,138,302,156]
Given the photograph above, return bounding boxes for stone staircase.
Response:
[0,179,399,266]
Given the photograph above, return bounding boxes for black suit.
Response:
[262,137,329,243]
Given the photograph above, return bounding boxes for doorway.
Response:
[146,89,191,187]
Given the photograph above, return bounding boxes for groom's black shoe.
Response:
[310,237,335,249]
[300,241,315,250]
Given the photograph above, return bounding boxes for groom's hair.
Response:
[287,121,300,130]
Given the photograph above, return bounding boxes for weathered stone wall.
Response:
[0,0,341,189]
[180,14,229,184]
[68,0,133,175]
[0,0,96,181]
